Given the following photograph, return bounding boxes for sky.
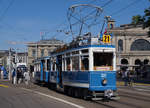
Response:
[0,0,149,51]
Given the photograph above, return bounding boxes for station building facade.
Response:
[27,39,64,71]
[108,21,150,74]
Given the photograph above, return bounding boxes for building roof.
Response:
[111,23,146,30]
[108,23,149,36]
[27,38,65,46]
[38,39,64,44]
[0,50,9,57]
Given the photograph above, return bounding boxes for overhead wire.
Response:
[37,0,114,42]
[1,0,115,45]
[54,0,146,41]
[44,1,98,39]
[0,0,15,22]
[66,0,113,36]
[110,0,141,17]
[101,0,113,8]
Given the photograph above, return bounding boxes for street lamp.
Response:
[8,48,11,80]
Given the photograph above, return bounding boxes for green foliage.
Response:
[132,15,144,25]
[143,7,150,36]
[131,2,150,36]
[143,7,150,28]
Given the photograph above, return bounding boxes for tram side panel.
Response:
[62,71,89,88]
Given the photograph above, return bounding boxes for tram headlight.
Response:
[102,78,107,85]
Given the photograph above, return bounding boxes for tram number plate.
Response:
[103,35,111,43]
[101,73,107,78]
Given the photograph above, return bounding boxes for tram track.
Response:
[1,80,150,108]
[88,88,150,108]
[118,90,150,99]
[15,85,150,108]
[119,93,150,102]
[91,95,148,108]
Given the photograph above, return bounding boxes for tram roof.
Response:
[51,44,115,56]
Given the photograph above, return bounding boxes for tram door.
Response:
[56,55,62,86]
[40,60,45,81]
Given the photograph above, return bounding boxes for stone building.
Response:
[27,39,64,71]
[0,50,9,67]
[108,20,150,73]
[16,52,28,67]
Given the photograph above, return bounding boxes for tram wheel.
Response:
[74,89,80,98]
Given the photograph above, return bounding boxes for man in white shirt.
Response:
[24,71,30,85]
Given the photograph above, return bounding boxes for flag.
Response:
[104,28,107,34]
[40,32,43,36]
[40,32,45,40]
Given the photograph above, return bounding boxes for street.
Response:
[0,1,150,108]
[0,83,79,108]
[0,81,150,108]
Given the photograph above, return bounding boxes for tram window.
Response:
[66,53,70,56]
[93,52,113,70]
[39,64,41,71]
[37,64,39,71]
[81,56,89,71]
[72,51,79,55]
[72,56,79,71]
[61,55,65,71]
[41,60,45,71]
[66,58,71,71]
[47,59,50,71]
[81,49,88,53]
[52,63,55,71]
[35,65,37,72]
[35,64,37,71]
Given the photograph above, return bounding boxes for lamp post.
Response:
[36,43,38,59]
[118,46,121,70]
[8,48,11,80]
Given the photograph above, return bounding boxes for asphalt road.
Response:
[0,85,79,108]
[0,80,150,108]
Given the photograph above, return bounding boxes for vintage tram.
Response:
[33,36,118,100]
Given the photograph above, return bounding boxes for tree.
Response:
[131,1,150,36]
[131,15,144,25]
[143,7,150,36]
[143,7,150,28]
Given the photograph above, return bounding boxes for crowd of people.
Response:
[117,68,135,86]
[121,69,133,86]
[0,66,8,79]
[12,67,30,85]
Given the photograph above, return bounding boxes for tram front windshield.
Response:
[93,52,113,71]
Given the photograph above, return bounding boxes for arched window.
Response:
[131,39,150,51]
[135,59,142,65]
[121,59,128,64]
[118,39,123,52]
[144,59,149,65]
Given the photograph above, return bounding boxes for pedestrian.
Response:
[1,66,4,79]
[17,69,22,84]
[12,68,17,84]
[128,70,134,86]
[24,71,30,85]
[0,67,1,79]
[122,68,129,86]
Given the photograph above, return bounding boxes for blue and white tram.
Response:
[34,57,50,83]
[34,38,118,100]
